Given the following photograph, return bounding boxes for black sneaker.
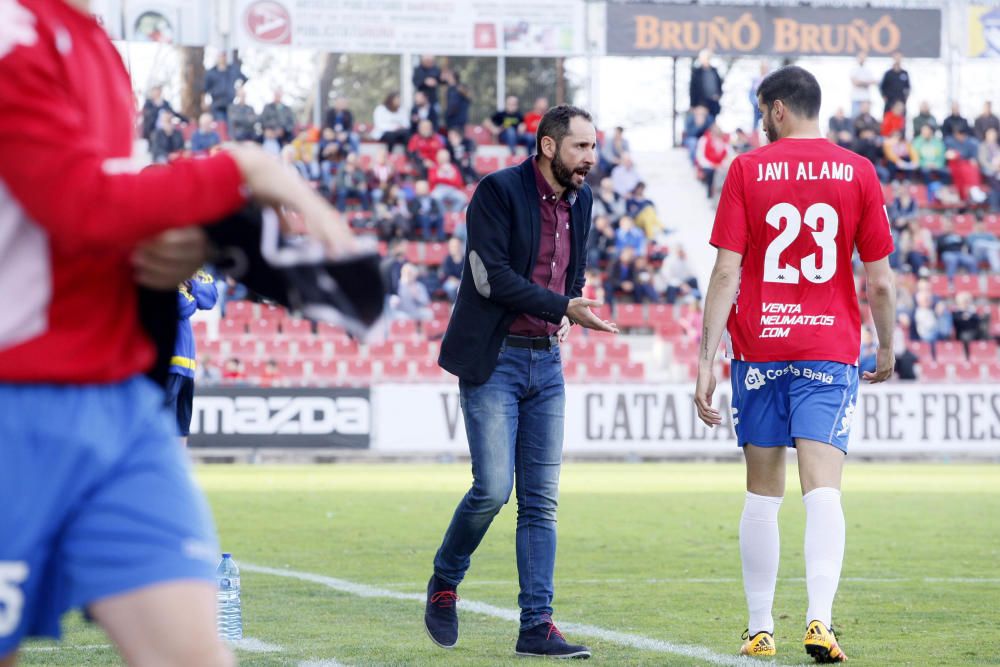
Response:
[424,575,460,648]
[515,619,591,659]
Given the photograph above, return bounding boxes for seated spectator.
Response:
[935,218,977,279]
[392,263,433,322]
[880,100,906,137]
[828,107,853,148]
[911,291,949,343]
[259,359,281,388]
[730,128,753,154]
[977,127,1000,211]
[654,245,700,304]
[489,95,530,152]
[903,222,934,273]
[683,105,711,164]
[893,312,918,379]
[941,102,971,139]
[585,214,617,266]
[852,100,880,137]
[195,355,222,386]
[680,300,704,341]
[631,256,659,303]
[912,100,938,138]
[381,239,409,294]
[408,180,445,241]
[614,215,646,256]
[523,97,548,147]
[626,182,664,239]
[428,148,467,213]
[593,177,626,222]
[974,101,1000,141]
[695,123,731,198]
[317,127,345,191]
[944,126,981,200]
[374,186,412,240]
[261,127,282,156]
[150,110,184,163]
[368,152,398,204]
[600,125,630,174]
[951,291,983,345]
[859,326,879,375]
[222,357,245,383]
[324,96,359,154]
[611,153,642,197]
[882,129,918,179]
[281,144,311,180]
[410,90,438,136]
[442,69,471,132]
[227,84,257,141]
[604,246,639,304]
[290,128,320,180]
[582,268,605,303]
[407,119,446,174]
[334,153,370,212]
[439,237,465,302]
[141,84,186,141]
[373,92,411,153]
[446,127,478,183]
[911,123,949,183]
[887,182,918,229]
[967,218,1000,272]
[260,87,296,144]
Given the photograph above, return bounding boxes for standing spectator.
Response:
[828,107,853,148]
[974,101,1000,141]
[881,100,906,137]
[941,102,972,139]
[849,52,878,118]
[410,90,439,135]
[911,123,949,182]
[852,100,880,137]
[593,177,626,222]
[967,218,1000,272]
[978,128,1000,211]
[324,96,359,154]
[951,292,983,345]
[408,179,446,240]
[412,54,442,110]
[446,127,478,183]
[408,119,446,171]
[393,263,433,322]
[614,215,646,256]
[141,85,185,141]
[935,218,978,279]
[695,122,731,198]
[683,105,712,163]
[879,51,910,115]
[429,148,468,213]
[375,189,412,241]
[203,52,245,121]
[442,69,471,132]
[260,88,296,143]
[334,153,370,212]
[149,110,184,163]
[189,113,220,152]
[227,84,257,141]
[689,49,723,117]
[489,96,528,152]
[599,126,630,175]
[439,237,465,302]
[852,127,888,181]
[912,101,938,137]
[166,271,217,445]
[611,153,641,197]
[749,60,770,129]
[373,92,411,153]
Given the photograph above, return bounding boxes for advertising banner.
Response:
[968,4,1000,58]
[607,3,941,58]
[189,387,371,448]
[373,383,1000,456]
[90,0,124,39]
[122,0,214,46]
[232,0,586,55]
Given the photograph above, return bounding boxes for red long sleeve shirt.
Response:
[0,0,246,383]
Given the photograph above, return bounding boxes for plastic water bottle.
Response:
[216,553,243,640]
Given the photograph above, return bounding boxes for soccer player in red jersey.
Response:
[694,66,896,662]
[0,1,354,664]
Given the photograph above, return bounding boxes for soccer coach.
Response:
[426,105,618,659]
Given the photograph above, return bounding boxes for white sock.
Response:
[803,487,846,627]
[740,492,783,635]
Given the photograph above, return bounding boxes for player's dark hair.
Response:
[536,104,593,155]
[757,65,821,119]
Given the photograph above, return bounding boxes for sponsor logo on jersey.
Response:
[744,366,766,391]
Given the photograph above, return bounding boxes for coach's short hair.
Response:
[536,104,593,155]
[757,65,821,119]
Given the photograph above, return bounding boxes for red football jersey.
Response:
[710,138,893,365]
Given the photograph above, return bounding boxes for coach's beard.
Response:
[552,151,587,191]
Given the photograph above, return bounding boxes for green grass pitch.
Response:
[19,463,1000,666]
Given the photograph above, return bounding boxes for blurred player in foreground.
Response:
[0,0,354,664]
[167,270,217,445]
[694,66,896,663]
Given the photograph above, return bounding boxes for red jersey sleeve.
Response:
[853,160,894,262]
[709,156,748,255]
[0,23,246,255]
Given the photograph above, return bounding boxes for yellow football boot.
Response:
[740,629,776,657]
[803,620,848,663]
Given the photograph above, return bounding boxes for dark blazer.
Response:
[438,158,592,383]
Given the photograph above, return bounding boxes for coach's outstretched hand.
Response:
[863,347,895,383]
[694,363,721,427]
[566,298,618,334]
[227,144,358,258]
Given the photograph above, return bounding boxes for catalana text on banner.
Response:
[189,386,371,449]
[372,383,1000,456]
[606,3,941,58]
[232,0,586,55]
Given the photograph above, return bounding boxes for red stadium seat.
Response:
[282,317,313,338]
[953,274,982,297]
[310,359,340,380]
[934,340,965,364]
[219,318,247,337]
[191,320,208,340]
[444,212,465,235]
[278,359,304,381]
[984,213,1000,237]
[952,362,981,381]
[919,213,944,234]
[985,360,1000,380]
[367,342,397,359]
[248,318,280,338]
[430,302,452,320]
[424,242,449,266]
[199,339,222,358]
[467,125,493,146]
[474,155,501,174]
[987,275,1000,299]
[603,341,630,362]
[228,337,257,359]
[332,338,359,357]
[298,338,327,360]
[614,304,645,329]
[405,243,424,263]
[262,339,292,360]
[968,340,998,364]
[569,341,597,362]
[561,360,584,382]
[929,275,951,299]
[656,320,684,339]
[618,362,645,381]
[952,214,975,235]
[244,359,269,379]
[648,304,673,326]
[380,359,411,380]
[403,340,431,358]
[316,321,349,338]
[907,340,931,360]
[415,359,447,380]
[918,361,947,381]
[908,183,929,208]
[390,319,418,339]
[424,318,448,339]
[587,361,613,380]
[344,359,373,381]
[671,340,700,363]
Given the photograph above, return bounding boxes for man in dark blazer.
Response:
[425,105,618,658]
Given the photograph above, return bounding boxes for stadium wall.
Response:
[189,384,1000,459]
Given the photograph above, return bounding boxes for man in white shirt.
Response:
[849,52,878,118]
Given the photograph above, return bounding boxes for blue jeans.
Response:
[941,251,977,279]
[433,343,565,629]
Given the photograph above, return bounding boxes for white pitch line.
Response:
[230,637,284,653]
[21,644,111,652]
[242,563,763,667]
[377,575,996,588]
[299,660,350,667]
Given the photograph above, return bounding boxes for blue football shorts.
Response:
[730,360,859,453]
[0,376,219,653]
